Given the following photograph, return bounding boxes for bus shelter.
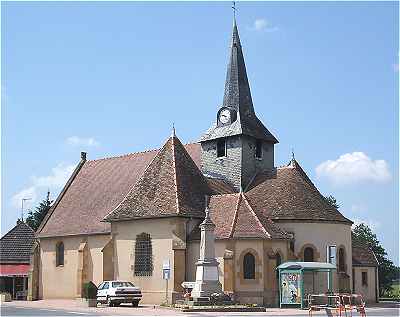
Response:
[277,262,336,309]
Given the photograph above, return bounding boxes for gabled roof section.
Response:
[352,235,379,267]
[104,135,211,221]
[37,143,203,237]
[188,192,290,241]
[200,20,278,143]
[0,220,35,263]
[245,158,353,224]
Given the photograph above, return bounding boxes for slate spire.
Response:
[222,18,255,116]
[200,20,278,143]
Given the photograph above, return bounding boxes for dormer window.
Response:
[217,138,226,157]
[255,139,262,159]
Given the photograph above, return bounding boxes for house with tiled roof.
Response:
[30,18,377,305]
[352,237,379,302]
[0,220,35,299]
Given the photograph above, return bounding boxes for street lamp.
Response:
[21,198,32,221]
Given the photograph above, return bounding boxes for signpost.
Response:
[162,260,170,304]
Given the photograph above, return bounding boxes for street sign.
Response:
[162,269,170,280]
[162,259,171,280]
[162,259,170,270]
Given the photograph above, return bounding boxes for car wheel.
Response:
[107,296,113,307]
[132,300,139,307]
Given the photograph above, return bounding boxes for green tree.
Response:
[324,195,340,209]
[26,191,53,231]
[352,223,399,296]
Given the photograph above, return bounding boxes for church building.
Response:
[29,19,378,305]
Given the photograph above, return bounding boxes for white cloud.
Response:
[66,136,99,147]
[12,163,76,210]
[316,152,391,185]
[249,19,279,32]
[11,186,37,209]
[32,163,76,188]
[352,218,381,232]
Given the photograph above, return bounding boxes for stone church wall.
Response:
[201,135,275,191]
[39,234,110,299]
[187,239,289,307]
[112,217,189,304]
[240,135,274,189]
[277,221,353,292]
[201,136,242,190]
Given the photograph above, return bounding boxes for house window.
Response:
[243,252,255,279]
[304,247,314,262]
[362,272,368,286]
[255,139,262,159]
[217,138,226,157]
[56,242,64,266]
[338,248,346,272]
[134,233,153,276]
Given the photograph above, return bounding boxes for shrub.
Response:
[82,281,98,299]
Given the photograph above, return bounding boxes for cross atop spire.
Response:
[232,1,237,22]
[171,122,176,138]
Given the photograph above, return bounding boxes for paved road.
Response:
[1,305,399,316]
[1,306,94,316]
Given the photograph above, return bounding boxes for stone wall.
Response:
[353,266,378,303]
[201,135,275,191]
[38,234,110,299]
[201,136,242,190]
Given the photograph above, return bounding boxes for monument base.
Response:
[191,259,222,299]
[191,280,223,298]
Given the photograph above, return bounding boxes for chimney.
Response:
[81,152,87,161]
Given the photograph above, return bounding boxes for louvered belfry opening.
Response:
[134,233,153,276]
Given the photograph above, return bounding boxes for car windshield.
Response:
[112,281,134,288]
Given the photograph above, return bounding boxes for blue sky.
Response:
[2,2,398,263]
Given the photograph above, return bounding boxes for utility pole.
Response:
[21,198,32,221]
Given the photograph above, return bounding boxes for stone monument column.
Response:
[191,200,222,298]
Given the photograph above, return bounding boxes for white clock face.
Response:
[219,109,231,124]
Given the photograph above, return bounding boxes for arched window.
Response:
[243,252,255,279]
[304,247,314,262]
[134,233,153,276]
[338,248,346,272]
[56,242,64,266]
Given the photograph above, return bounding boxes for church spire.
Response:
[222,18,255,116]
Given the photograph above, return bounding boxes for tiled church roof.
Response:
[104,135,212,221]
[0,220,35,263]
[245,159,353,224]
[38,141,208,237]
[188,193,290,241]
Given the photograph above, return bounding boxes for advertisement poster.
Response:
[280,272,301,304]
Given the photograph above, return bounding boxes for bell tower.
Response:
[200,19,278,191]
